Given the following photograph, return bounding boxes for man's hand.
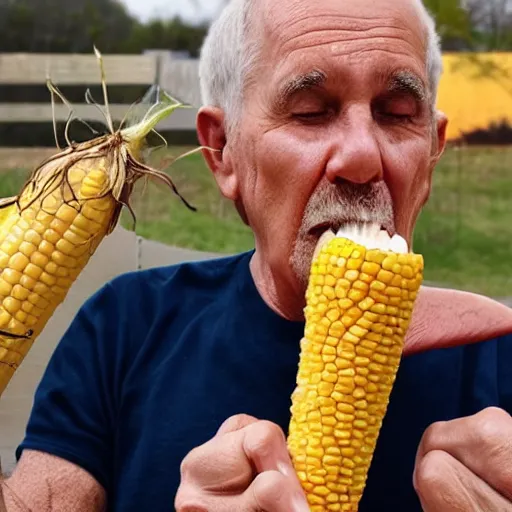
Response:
[413,407,512,511]
[175,414,309,512]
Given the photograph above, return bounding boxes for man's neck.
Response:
[249,252,306,322]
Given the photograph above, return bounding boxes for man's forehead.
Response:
[259,0,426,43]
[261,0,423,18]
[253,0,428,86]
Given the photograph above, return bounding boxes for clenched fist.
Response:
[175,414,310,512]
[414,407,512,511]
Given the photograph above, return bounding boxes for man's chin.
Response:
[289,233,318,292]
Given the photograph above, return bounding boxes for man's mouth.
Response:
[309,221,408,253]
[309,220,392,237]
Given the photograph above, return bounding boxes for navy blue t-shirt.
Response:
[16,250,512,511]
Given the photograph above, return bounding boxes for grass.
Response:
[414,146,512,297]
[0,145,511,298]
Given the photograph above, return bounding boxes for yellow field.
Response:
[437,53,512,141]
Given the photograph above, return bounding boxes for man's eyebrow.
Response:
[386,70,427,103]
[274,70,327,109]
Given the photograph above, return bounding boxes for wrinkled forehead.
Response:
[258,0,427,36]
[253,0,428,71]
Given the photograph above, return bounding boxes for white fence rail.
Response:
[0,52,201,130]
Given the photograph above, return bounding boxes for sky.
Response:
[121,0,225,24]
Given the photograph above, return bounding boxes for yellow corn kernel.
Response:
[0,280,13,297]
[3,269,22,286]
[3,297,21,315]
[0,310,11,328]
[9,253,30,272]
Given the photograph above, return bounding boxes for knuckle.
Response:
[257,420,286,443]
[217,413,259,435]
[475,408,512,487]
[179,453,193,478]
[179,446,203,479]
[174,487,208,512]
[233,413,259,424]
[246,421,285,456]
[252,470,289,509]
[477,406,510,424]
[414,450,451,495]
[475,407,508,444]
[484,406,510,419]
[419,420,446,452]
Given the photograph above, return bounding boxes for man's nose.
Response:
[325,108,383,185]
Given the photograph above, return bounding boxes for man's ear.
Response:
[414,110,449,223]
[432,110,448,164]
[196,106,239,201]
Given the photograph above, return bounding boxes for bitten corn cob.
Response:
[288,224,423,511]
[0,49,196,397]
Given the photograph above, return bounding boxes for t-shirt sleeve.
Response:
[15,281,122,492]
[498,332,512,414]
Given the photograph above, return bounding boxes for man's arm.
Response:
[7,281,129,512]
[1,450,105,511]
[405,286,512,355]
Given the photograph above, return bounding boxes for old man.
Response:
[3,0,512,510]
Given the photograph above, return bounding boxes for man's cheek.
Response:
[391,170,431,237]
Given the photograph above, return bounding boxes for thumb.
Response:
[216,414,260,436]
[241,471,310,512]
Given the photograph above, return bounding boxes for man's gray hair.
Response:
[198,0,443,131]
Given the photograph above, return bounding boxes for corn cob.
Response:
[288,224,423,511]
[0,49,196,397]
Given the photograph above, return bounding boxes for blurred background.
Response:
[0,0,511,300]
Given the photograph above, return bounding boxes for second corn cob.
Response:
[288,225,423,511]
[0,49,197,397]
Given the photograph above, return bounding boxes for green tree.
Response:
[0,0,137,53]
[125,16,208,57]
[465,0,512,50]
[425,0,512,51]
[424,0,473,50]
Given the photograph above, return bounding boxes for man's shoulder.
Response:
[104,250,254,299]
[47,250,255,375]
[69,250,254,339]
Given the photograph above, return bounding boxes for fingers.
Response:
[416,407,512,501]
[239,421,309,512]
[217,414,299,479]
[242,420,295,476]
[240,421,310,510]
[179,426,255,493]
[216,414,259,436]
[244,470,310,512]
[176,415,310,512]
[414,449,512,511]
[177,471,310,512]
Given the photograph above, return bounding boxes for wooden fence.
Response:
[0,52,201,134]
[1,52,512,144]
